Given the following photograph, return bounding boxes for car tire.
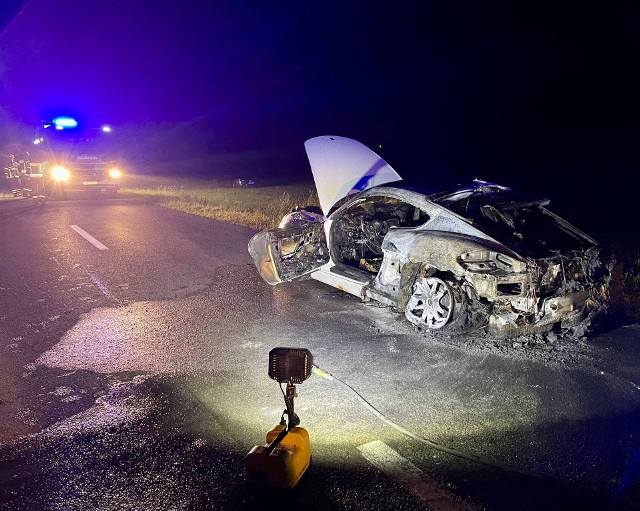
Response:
[405,275,470,331]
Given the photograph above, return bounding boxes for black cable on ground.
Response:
[312,364,551,481]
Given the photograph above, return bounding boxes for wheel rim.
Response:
[405,277,454,329]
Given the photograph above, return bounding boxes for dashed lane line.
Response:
[86,271,121,304]
[358,440,476,511]
[68,225,121,303]
[70,225,108,251]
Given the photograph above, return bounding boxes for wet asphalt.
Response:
[1,195,639,510]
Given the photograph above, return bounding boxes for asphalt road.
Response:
[1,195,639,511]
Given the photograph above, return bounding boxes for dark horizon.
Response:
[1,1,639,239]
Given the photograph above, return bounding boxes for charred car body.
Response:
[30,117,122,198]
[249,136,611,338]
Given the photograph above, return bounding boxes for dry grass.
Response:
[121,175,318,230]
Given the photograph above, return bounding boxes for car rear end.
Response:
[457,245,611,337]
[437,185,613,337]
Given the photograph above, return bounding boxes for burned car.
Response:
[249,136,611,338]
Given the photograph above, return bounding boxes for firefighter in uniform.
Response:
[4,154,22,197]
[18,151,32,198]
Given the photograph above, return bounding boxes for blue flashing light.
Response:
[101,125,112,133]
[52,116,78,129]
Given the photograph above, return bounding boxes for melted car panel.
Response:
[248,140,612,339]
[249,222,329,285]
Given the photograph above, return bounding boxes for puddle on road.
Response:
[41,376,154,440]
[35,266,337,375]
[36,295,253,374]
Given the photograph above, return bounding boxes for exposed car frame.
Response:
[249,137,611,339]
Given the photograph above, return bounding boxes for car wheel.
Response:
[405,276,456,329]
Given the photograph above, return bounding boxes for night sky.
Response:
[1,1,639,237]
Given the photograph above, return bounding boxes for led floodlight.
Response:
[268,348,312,384]
[246,347,314,489]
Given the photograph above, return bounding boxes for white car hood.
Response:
[304,136,402,215]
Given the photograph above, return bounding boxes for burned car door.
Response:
[248,222,329,285]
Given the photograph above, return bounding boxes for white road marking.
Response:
[358,440,475,511]
[86,271,116,302]
[70,225,108,250]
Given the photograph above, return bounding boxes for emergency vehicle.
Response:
[30,117,122,198]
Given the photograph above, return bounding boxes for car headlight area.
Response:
[51,165,71,182]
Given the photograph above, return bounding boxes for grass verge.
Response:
[121,174,319,230]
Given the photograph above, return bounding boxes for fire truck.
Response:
[29,117,122,198]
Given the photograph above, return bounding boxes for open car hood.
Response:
[305,136,402,216]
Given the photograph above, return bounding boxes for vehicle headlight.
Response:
[108,168,121,179]
[51,165,71,182]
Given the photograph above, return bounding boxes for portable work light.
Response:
[245,347,313,489]
[268,347,312,384]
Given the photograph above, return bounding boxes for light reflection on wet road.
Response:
[1,198,640,510]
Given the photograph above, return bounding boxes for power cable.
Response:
[312,364,552,481]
